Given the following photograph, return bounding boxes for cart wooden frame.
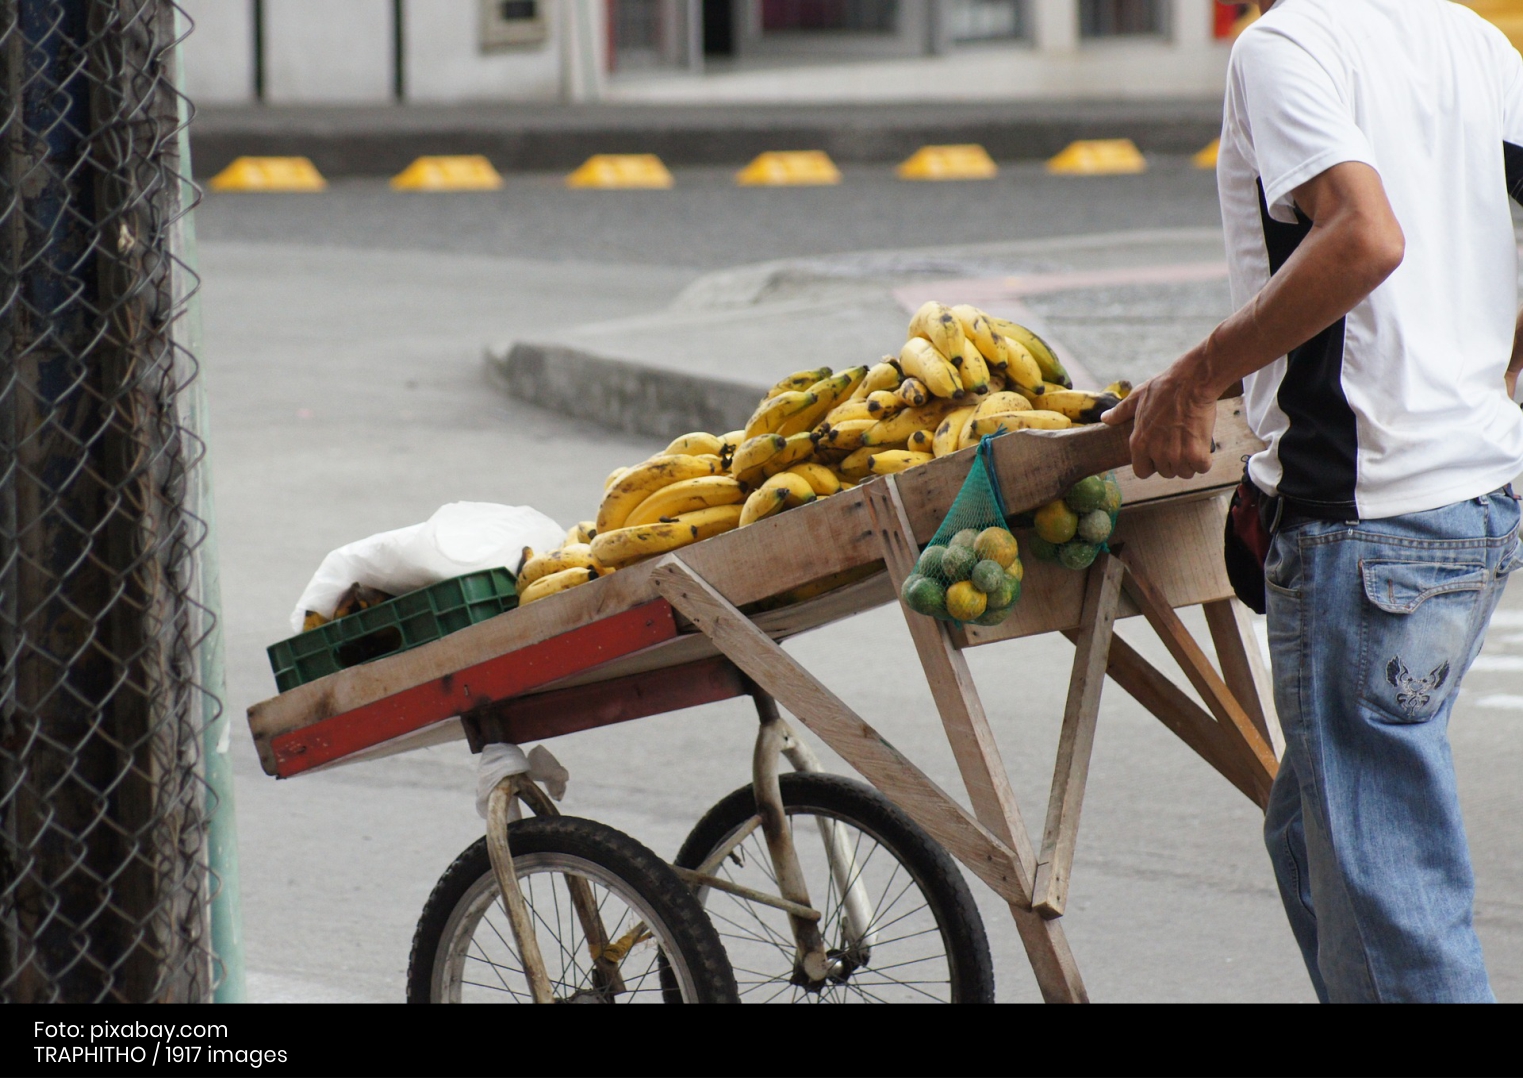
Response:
[248,399,1279,1003]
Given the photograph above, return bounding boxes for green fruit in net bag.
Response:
[1058,540,1100,570]
[1064,475,1108,515]
[915,545,946,577]
[940,544,977,583]
[971,559,1007,595]
[950,528,981,550]
[985,571,1021,611]
[971,602,1013,627]
[1007,555,1024,585]
[1026,535,1060,562]
[945,581,988,621]
[901,574,947,618]
[1034,500,1078,544]
[973,527,1019,568]
[1077,508,1114,544]
[1100,473,1123,514]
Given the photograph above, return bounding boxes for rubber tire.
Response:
[675,772,995,1003]
[407,815,738,1003]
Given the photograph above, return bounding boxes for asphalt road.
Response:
[199,163,1523,1004]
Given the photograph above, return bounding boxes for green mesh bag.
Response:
[899,437,1026,627]
[1025,471,1123,571]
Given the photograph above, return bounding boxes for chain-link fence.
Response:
[0,0,220,1002]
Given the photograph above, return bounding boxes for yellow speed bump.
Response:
[566,154,674,189]
[736,151,841,186]
[896,144,997,181]
[391,155,503,191]
[209,156,327,192]
[1192,138,1220,170]
[1045,139,1147,176]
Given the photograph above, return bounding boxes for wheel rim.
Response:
[432,852,700,1002]
[698,808,956,1003]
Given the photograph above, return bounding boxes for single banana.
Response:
[624,475,745,528]
[898,338,963,400]
[1037,389,1122,424]
[786,462,843,497]
[862,400,956,446]
[907,428,935,454]
[997,335,1045,394]
[744,390,818,441]
[846,360,902,404]
[816,418,875,453]
[950,305,1003,366]
[956,336,991,396]
[759,470,816,509]
[519,565,598,605]
[973,391,1031,419]
[739,485,790,526]
[591,504,742,568]
[988,317,1071,388]
[866,390,905,417]
[718,429,746,460]
[729,433,788,486]
[565,520,597,546]
[961,409,1072,446]
[779,366,869,436]
[519,544,599,588]
[869,450,934,475]
[1105,380,1133,399]
[596,454,722,533]
[838,444,893,482]
[896,378,930,408]
[604,466,628,492]
[907,300,967,359]
[760,431,818,478]
[933,406,978,457]
[663,431,725,457]
[824,399,875,426]
[767,367,832,398]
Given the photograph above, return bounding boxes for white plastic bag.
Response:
[475,744,570,820]
[289,502,564,633]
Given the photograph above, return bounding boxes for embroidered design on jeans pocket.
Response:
[1385,656,1450,718]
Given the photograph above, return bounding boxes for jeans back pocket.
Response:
[1360,559,1489,614]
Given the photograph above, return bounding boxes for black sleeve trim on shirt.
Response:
[1257,179,1360,517]
[1505,141,1523,205]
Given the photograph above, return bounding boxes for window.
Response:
[760,0,899,32]
[1078,0,1163,38]
[480,0,548,50]
[948,0,1026,43]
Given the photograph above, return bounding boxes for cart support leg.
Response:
[1033,552,1124,917]
[859,476,1088,1003]
[1203,598,1284,759]
[752,693,831,982]
[485,777,555,1004]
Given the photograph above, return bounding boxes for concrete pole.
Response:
[1034,0,1079,53]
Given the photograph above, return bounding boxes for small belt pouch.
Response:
[1223,466,1271,615]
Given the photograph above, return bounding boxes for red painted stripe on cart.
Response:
[270,601,678,778]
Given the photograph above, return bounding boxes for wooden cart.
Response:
[247,399,1279,1003]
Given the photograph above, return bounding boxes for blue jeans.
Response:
[1262,488,1521,1002]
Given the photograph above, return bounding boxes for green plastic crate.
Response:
[267,567,518,693]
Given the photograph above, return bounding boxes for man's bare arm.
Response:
[1507,309,1523,399]
[1102,161,1405,479]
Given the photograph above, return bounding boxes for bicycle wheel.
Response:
[407,815,737,1003]
[675,772,995,1003]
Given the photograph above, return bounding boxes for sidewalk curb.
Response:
[487,341,764,440]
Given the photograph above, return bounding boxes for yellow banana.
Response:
[786,462,843,497]
[961,410,1072,447]
[760,431,818,478]
[817,418,875,452]
[767,367,832,398]
[869,450,934,475]
[907,300,967,359]
[838,444,897,482]
[907,428,935,454]
[933,406,978,457]
[739,486,789,526]
[591,504,742,568]
[1106,380,1133,399]
[729,433,788,486]
[862,400,956,447]
[987,317,1071,388]
[663,432,725,457]
[744,390,818,441]
[519,566,597,605]
[824,399,874,426]
[604,466,628,492]
[718,429,746,459]
[596,454,723,533]
[898,338,963,400]
[624,475,745,527]
[519,544,598,588]
[955,336,991,396]
[565,520,597,546]
[950,305,1003,365]
[759,470,816,509]
[847,360,902,403]
[780,367,865,437]
[866,390,905,417]
[896,377,930,408]
[997,335,1045,394]
[973,391,1031,418]
[1036,389,1122,425]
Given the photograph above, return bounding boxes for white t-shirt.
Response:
[1219,0,1523,519]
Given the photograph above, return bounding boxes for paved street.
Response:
[199,163,1523,1003]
